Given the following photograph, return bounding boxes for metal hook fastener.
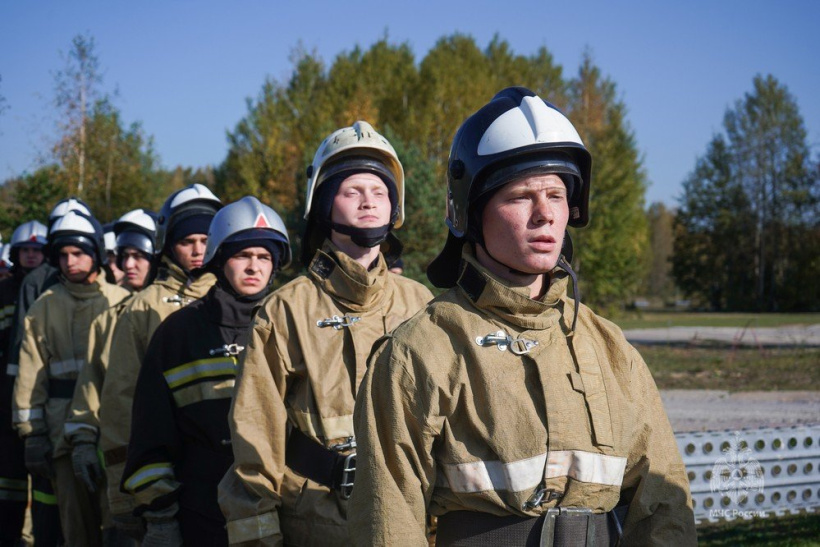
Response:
[209,343,245,356]
[163,295,189,306]
[475,331,538,354]
[475,330,511,351]
[316,315,361,330]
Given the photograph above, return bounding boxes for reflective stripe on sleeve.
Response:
[226,511,281,544]
[33,489,58,505]
[0,477,28,502]
[123,463,174,493]
[172,377,235,408]
[6,363,18,376]
[163,357,237,390]
[50,358,84,376]
[440,450,627,494]
[13,408,43,423]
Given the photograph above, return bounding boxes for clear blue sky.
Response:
[1,1,818,207]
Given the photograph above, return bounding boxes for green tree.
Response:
[567,53,649,313]
[53,33,104,196]
[673,136,756,310]
[674,75,818,311]
[644,202,677,304]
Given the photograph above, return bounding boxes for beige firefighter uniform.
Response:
[13,277,129,547]
[98,258,215,517]
[65,295,132,446]
[218,241,432,546]
[350,249,697,546]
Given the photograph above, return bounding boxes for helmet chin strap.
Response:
[324,221,392,249]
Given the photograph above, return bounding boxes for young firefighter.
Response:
[218,121,433,545]
[6,199,93,547]
[0,220,47,546]
[122,196,291,545]
[12,211,129,547]
[64,209,158,545]
[350,88,697,546]
[99,184,221,540]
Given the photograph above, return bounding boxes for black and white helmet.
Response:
[204,196,291,270]
[9,220,48,265]
[48,197,92,232]
[114,209,158,270]
[47,210,105,268]
[156,184,222,254]
[428,86,591,288]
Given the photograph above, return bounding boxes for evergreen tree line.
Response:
[1,34,816,311]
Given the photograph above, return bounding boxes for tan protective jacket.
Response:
[12,278,129,459]
[98,259,215,515]
[64,295,133,446]
[350,251,697,546]
[218,243,432,546]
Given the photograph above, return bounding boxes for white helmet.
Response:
[9,220,48,266]
[0,244,11,270]
[47,210,105,268]
[304,121,404,228]
[48,197,92,231]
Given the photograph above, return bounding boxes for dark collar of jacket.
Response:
[455,245,573,332]
[202,284,257,328]
[307,240,390,313]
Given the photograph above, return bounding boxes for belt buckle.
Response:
[539,507,595,547]
[339,452,356,500]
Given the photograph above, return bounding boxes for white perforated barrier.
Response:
[676,425,820,523]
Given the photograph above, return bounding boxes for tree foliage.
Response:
[566,53,649,313]
[3,33,652,309]
[673,75,819,311]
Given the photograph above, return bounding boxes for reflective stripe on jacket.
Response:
[99,258,215,515]
[349,249,697,546]
[13,278,129,458]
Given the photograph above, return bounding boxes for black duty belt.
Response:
[47,378,77,399]
[104,445,128,467]
[284,427,356,499]
[436,507,623,547]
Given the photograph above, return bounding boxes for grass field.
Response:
[698,513,820,546]
[638,345,820,391]
[614,311,820,330]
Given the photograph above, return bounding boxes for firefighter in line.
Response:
[122,196,291,545]
[5,199,91,547]
[350,88,697,546]
[100,184,221,540]
[218,121,433,545]
[64,208,159,545]
[0,220,47,546]
[13,210,130,547]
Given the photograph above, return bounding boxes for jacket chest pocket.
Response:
[569,338,614,448]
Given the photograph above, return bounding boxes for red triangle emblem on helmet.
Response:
[254,213,271,228]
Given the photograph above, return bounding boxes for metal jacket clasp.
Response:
[475,330,538,355]
[317,315,361,330]
[209,343,245,356]
[163,295,190,306]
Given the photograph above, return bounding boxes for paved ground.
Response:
[662,389,820,432]
[623,324,820,347]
